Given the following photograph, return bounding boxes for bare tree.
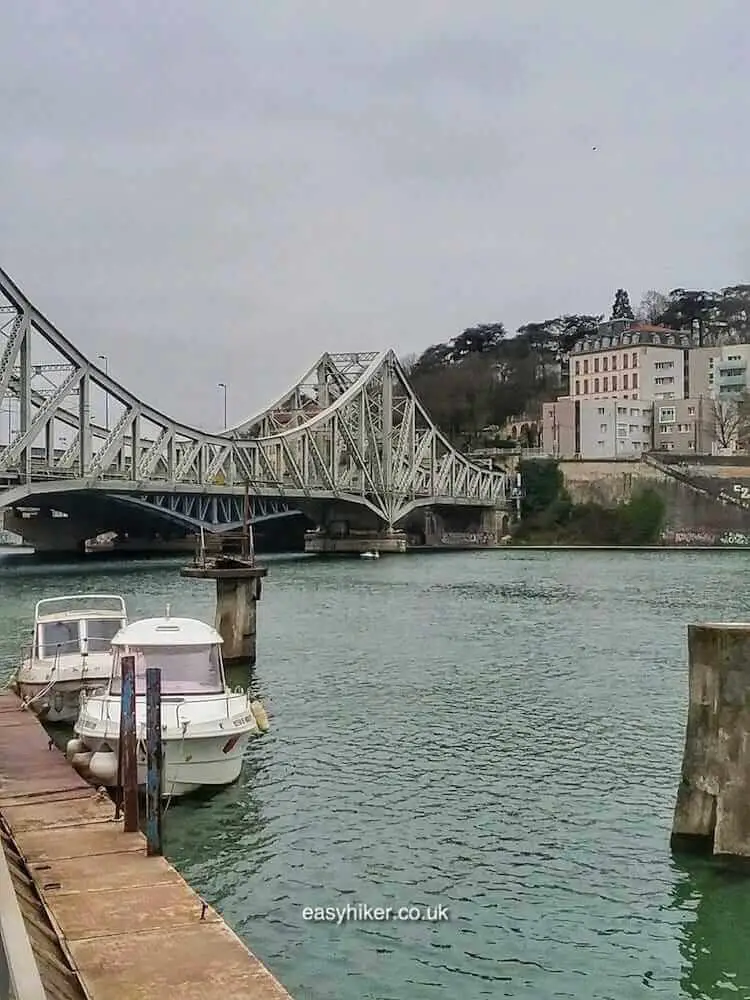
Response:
[711,394,750,452]
[635,290,669,324]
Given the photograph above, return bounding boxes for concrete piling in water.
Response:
[214,569,267,664]
[672,623,750,861]
[180,524,268,667]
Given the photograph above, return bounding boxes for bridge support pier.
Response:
[181,564,268,667]
[672,623,750,862]
[2,509,89,555]
[304,528,408,555]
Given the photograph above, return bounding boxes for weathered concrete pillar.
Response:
[215,572,266,665]
[672,623,750,860]
[180,564,268,666]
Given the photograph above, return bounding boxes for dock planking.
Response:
[0,692,293,1000]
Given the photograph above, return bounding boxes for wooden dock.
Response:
[0,692,293,1000]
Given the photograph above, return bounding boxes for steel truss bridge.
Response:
[0,267,509,543]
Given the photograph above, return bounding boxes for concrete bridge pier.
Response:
[423,506,510,548]
[672,623,750,862]
[2,508,89,555]
[304,527,407,555]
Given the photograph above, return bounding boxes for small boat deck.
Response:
[0,692,293,1000]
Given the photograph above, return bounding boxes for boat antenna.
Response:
[165,603,171,619]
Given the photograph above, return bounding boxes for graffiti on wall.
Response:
[719,532,750,546]
[718,483,750,508]
[662,530,717,546]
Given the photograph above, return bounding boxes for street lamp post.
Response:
[98,354,109,431]
[218,382,227,429]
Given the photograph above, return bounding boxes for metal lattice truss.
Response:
[0,267,509,526]
[117,493,292,531]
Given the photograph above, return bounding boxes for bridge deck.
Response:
[0,693,293,1000]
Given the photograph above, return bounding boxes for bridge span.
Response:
[0,267,512,555]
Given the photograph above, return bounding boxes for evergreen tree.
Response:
[610,288,634,320]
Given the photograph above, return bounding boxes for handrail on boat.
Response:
[34,594,127,618]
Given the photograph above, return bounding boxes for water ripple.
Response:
[3,550,750,998]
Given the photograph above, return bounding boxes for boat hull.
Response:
[15,678,107,724]
[75,731,255,798]
[73,689,264,798]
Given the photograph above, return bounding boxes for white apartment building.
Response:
[568,323,691,403]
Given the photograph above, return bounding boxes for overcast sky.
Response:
[2,0,749,430]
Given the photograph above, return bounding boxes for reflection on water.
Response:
[673,854,750,998]
[2,549,750,998]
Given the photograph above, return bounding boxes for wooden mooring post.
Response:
[114,653,139,833]
[672,623,750,861]
[145,666,164,856]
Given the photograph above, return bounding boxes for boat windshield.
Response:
[85,618,123,653]
[110,644,224,695]
[38,620,81,658]
[37,618,124,658]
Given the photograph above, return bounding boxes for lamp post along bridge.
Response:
[0,267,513,556]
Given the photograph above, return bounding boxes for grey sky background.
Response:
[2,0,748,430]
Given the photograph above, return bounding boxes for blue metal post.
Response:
[119,654,139,833]
[145,666,163,856]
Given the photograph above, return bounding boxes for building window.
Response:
[612,376,618,390]
[600,423,607,432]
[632,353,638,368]
[632,393,638,399]
[677,423,690,433]
[617,424,627,437]
[654,376,675,385]
[597,407,605,415]
[603,376,609,391]
[632,372,638,389]
[617,406,627,415]
[575,380,580,394]
[642,424,650,433]
[688,441,695,449]
[583,379,589,393]
[659,407,676,422]
[623,354,629,369]
[654,360,674,370]
[611,356,618,370]
[594,357,600,373]
[583,360,589,374]
[575,360,580,375]
[603,357,609,372]
[594,378,600,392]
[687,406,695,416]
[659,424,671,433]
[623,374,629,389]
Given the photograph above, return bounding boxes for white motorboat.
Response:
[360,550,380,559]
[69,613,269,799]
[14,594,128,723]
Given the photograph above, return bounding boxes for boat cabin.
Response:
[33,595,127,661]
[109,617,226,696]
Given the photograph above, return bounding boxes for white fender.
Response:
[71,751,93,774]
[65,738,85,761]
[249,699,270,733]
[89,751,118,785]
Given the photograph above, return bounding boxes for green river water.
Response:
[0,548,749,1000]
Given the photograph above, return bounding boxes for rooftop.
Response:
[571,323,691,355]
[112,617,222,648]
